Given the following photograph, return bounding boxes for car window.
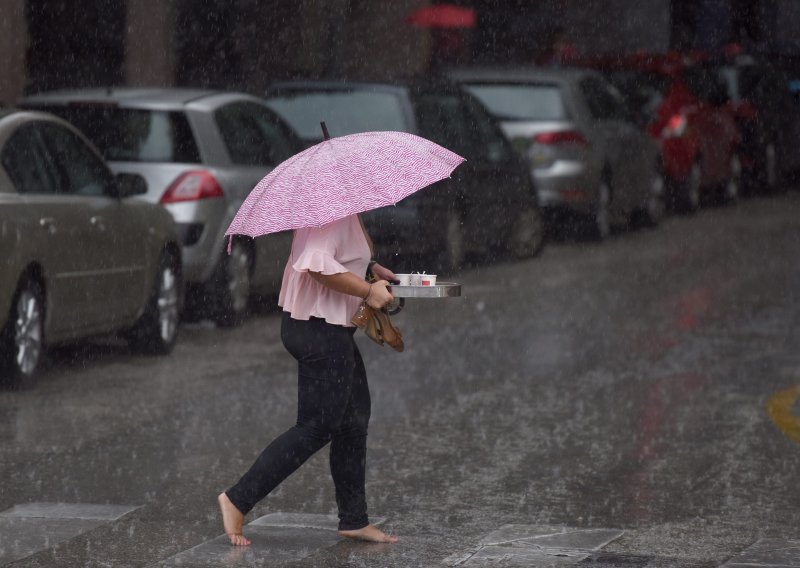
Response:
[461,94,512,162]
[37,122,114,197]
[607,71,669,122]
[464,83,568,121]
[33,106,201,164]
[684,67,729,105]
[1,125,59,195]
[266,90,409,141]
[580,76,629,121]
[413,92,482,159]
[215,102,298,166]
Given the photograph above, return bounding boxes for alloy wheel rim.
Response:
[227,245,251,313]
[157,266,179,343]
[14,290,42,376]
[648,172,666,222]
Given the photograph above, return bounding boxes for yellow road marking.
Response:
[767,386,800,444]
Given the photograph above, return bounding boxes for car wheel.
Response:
[764,142,778,191]
[677,161,701,213]
[1,278,44,389]
[723,154,742,203]
[510,204,546,258]
[640,167,666,227]
[434,209,465,276]
[127,251,181,355]
[589,180,611,241]
[214,239,252,327]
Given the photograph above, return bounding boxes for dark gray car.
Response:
[20,89,304,325]
[265,80,546,274]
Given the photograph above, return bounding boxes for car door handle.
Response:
[39,217,56,235]
[90,216,106,231]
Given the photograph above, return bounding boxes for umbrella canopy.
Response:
[225,130,465,241]
[406,4,476,28]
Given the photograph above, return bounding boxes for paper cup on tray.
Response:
[394,274,412,286]
[420,274,437,286]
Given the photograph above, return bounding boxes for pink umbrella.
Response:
[225,126,465,245]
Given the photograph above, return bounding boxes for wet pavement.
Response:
[2,192,800,567]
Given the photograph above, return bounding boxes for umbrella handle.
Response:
[320,121,330,140]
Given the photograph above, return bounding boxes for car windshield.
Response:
[265,90,409,140]
[37,106,201,163]
[464,83,568,121]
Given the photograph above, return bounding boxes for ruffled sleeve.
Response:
[291,248,348,275]
[290,225,348,275]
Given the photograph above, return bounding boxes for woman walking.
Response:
[218,213,399,546]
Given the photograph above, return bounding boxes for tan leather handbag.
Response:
[351,302,404,352]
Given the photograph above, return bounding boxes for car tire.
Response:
[213,239,252,327]
[762,142,779,192]
[127,251,181,355]
[510,203,546,259]
[676,161,701,213]
[588,180,612,241]
[0,278,44,389]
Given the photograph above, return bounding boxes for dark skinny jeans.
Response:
[225,313,371,531]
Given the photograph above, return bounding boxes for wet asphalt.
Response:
[1,191,800,567]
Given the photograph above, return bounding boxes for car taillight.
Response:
[662,114,688,138]
[160,171,224,204]
[532,130,589,146]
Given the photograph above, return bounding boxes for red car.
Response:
[577,54,741,212]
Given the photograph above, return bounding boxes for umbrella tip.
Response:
[320,121,330,140]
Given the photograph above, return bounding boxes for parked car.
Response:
[579,54,741,211]
[264,79,546,273]
[448,68,665,239]
[0,109,182,387]
[704,52,800,192]
[20,89,304,325]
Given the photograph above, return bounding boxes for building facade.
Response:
[0,0,798,106]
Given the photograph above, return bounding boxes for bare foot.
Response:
[338,524,399,543]
[218,492,251,546]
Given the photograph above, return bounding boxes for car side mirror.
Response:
[113,173,148,198]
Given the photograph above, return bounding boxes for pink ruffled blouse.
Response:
[278,215,371,327]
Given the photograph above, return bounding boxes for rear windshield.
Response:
[464,83,568,121]
[265,91,409,140]
[31,106,201,163]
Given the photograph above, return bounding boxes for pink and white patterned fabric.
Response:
[225,131,465,239]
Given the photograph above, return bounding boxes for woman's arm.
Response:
[309,271,394,309]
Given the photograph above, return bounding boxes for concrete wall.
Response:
[125,0,176,87]
[551,0,671,56]
[0,0,27,105]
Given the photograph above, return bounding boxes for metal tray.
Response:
[389,282,461,298]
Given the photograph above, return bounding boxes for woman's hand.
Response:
[366,280,394,309]
[371,263,396,283]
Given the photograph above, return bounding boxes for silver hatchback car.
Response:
[449,68,665,239]
[21,89,304,325]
